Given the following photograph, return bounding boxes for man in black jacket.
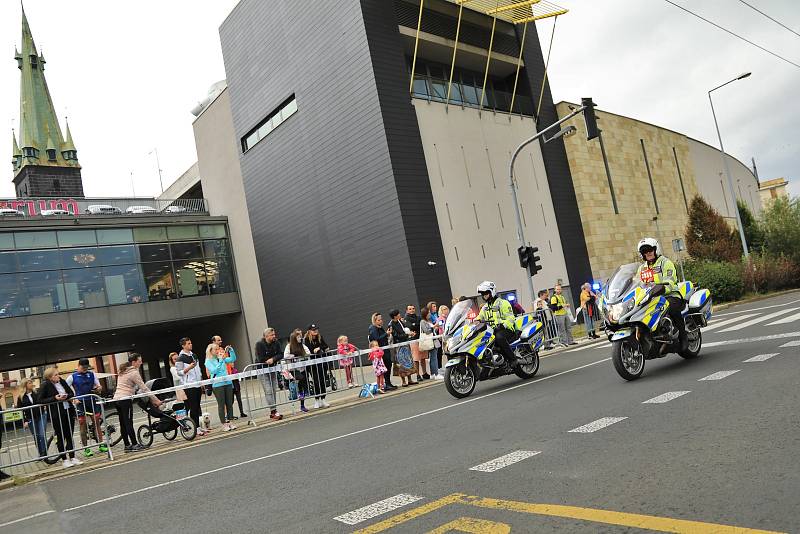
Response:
[255,328,284,421]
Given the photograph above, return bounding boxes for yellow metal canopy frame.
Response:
[409,0,568,117]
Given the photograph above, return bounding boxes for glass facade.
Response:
[0,224,236,318]
[408,58,534,116]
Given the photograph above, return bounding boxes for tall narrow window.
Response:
[472,203,480,229]
[242,94,297,152]
[672,147,689,213]
[497,203,504,228]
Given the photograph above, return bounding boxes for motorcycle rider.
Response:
[635,237,688,352]
[476,281,518,366]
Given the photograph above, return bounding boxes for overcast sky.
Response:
[1,0,797,200]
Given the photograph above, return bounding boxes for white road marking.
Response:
[703,313,760,332]
[333,494,423,525]
[779,340,800,348]
[0,511,55,529]
[704,331,800,348]
[642,391,691,404]
[743,353,779,362]
[61,357,612,512]
[568,417,627,433]
[766,310,800,326]
[717,308,798,332]
[469,450,541,473]
[565,341,609,353]
[713,299,800,317]
[698,370,741,381]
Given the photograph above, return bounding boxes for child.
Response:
[336,335,359,388]
[368,340,387,393]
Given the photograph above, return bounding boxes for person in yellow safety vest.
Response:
[635,237,688,352]
[550,284,577,346]
[476,281,518,367]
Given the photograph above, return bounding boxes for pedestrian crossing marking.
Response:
[718,308,799,332]
[743,353,779,362]
[568,417,627,433]
[699,370,740,381]
[469,450,541,473]
[334,494,424,525]
[768,310,800,326]
[643,391,690,404]
[703,313,760,332]
[779,340,800,348]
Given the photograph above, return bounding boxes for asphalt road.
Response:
[1,292,799,533]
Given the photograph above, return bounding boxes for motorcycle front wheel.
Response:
[612,340,645,381]
[444,360,477,398]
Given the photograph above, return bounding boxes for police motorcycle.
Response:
[442,298,544,398]
[598,263,713,380]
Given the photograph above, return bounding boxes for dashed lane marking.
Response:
[717,308,799,332]
[642,391,690,404]
[779,340,800,348]
[704,332,800,348]
[698,370,741,381]
[568,417,627,433]
[469,450,541,473]
[0,511,56,529]
[713,299,800,317]
[354,493,785,534]
[333,494,424,525]
[767,310,800,326]
[743,353,779,362]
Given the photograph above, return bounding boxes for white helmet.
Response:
[637,237,660,259]
[477,280,497,299]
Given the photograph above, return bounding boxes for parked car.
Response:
[125,205,158,214]
[85,204,122,214]
[0,208,25,217]
[164,205,187,213]
[40,209,72,217]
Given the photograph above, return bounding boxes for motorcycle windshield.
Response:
[604,263,642,303]
[444,300,472,337]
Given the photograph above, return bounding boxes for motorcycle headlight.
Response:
[606,299,634,323]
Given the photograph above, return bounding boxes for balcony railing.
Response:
[0,197,209,219]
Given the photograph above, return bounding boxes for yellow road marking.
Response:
[354,493,785,534]
[426,517,511,534]
[353,494,465,534]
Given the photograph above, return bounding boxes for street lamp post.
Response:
[708,72,751,257]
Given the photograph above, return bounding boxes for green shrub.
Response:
[761,197,800,262]
[684,260,744,302]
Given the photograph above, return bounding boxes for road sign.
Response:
[672,238,685,253]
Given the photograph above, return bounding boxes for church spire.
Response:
[14,3,80,177]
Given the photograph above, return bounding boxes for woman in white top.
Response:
[284,328,311,413]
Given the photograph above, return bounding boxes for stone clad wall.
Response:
[556,103,699,282]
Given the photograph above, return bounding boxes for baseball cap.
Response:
[78,358,91,367]
[307,324,319,331]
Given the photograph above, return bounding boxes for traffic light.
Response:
[581,97,600,141]
[517,246,543,277]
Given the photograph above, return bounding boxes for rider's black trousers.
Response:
[493,325,518,362]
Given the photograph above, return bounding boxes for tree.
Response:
[761,197,800,262]
[685,195,742,262]
[737,200,764,253]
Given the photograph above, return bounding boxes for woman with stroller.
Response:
[205,342,237,431]
[113,354,162,453]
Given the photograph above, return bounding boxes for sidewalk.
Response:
[0,334,605,488]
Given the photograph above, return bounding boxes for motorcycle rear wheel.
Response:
[444,361,476,398]
[514,349,540,379]
[612,340,645,381]
[679,328,702,359]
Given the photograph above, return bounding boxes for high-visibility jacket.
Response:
[550,293,568,316]
[637,255,680,296]
[478,297,515,330]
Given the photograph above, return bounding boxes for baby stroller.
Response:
[135,378,197,447]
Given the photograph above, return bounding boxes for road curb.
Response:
[4,337,604,488]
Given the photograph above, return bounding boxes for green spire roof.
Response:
[63,119,76,152]
[14,4,80,176]
[12,130,21,157]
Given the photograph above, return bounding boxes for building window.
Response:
[52,178,60,190]
[242,95,298,152]
[47,149,57,161]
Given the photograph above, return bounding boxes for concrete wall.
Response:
[556,103,701,282]
[161,162,200,200]
[687,138,762,219]
[414,100,570,304]
[193,88,266,360]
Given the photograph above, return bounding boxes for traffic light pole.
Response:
[508,102,592,308]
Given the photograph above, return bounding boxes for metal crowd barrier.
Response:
[0,394,114,477]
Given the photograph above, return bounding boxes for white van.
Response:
[85,205,122,215]
[125,205,158,214]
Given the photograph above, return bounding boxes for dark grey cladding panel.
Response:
[516,22,592,305]
[361,0,452,308]
[220,0,424,341]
